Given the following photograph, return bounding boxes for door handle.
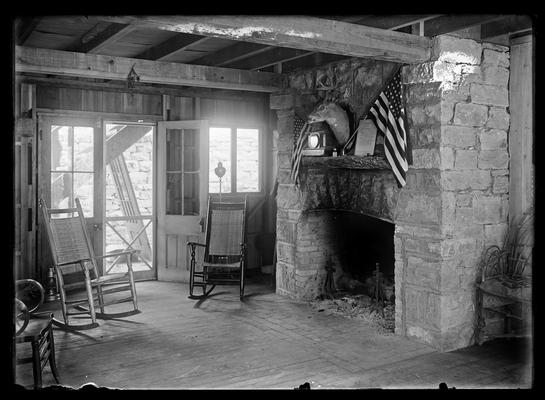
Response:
[92,223,102,231]
[199,217,205,233]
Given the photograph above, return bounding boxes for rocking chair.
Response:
[39,198,139,329]
[188,196,247,300]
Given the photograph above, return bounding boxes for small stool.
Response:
[16,312,60,389]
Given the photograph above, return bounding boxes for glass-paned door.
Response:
[38,116,103,274]
[104,122,156,280]
[157,120,208,282]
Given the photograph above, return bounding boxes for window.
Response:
[50,125,94,216]
[209,127,260,194]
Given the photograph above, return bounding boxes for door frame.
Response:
[103,119,158,281]
[36,113,104,273]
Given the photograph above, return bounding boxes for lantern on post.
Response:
[214,161,226,205]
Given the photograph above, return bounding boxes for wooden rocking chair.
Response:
[39,198,139,329]
[188,196,247,300]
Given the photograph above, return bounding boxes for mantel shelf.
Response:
[303,154,391,170]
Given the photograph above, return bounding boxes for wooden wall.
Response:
[15,79,275,283]
[509,34,534,222]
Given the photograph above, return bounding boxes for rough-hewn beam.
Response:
[97,16,431,64]
[15,17,42,46]
[226,16,440,71]
[481,15,533,39]
[191,42,270,66]
[136,34,210,60]
[423,14,504,37]
[78,23,136,53]
[15,46,286,92]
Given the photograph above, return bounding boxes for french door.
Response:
[38,116,157,280]
[156,120,209,282]
[38,115,104,273]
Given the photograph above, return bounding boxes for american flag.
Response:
[290,114,308,186]
[369,69,409,187]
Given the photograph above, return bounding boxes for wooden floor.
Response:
[14,277,533,389]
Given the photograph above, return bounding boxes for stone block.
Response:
[432,35,482,65]
[441,82,470,103]
[404,169,442,192]
[396,222,442,238]
[440,147,455,170]
[456,193,473,208]
[276,261,296,296]
[277,242,296,264]
[486,107,510,130]
[276,220,296,243]
[482,65,509,87]
[482,42,509,53]
[484,223,508,247]
[405,286,441,331]
[440,291,475,331]
[441,170,491,191]
[406,257,441,291]
[395,191,442,225]
[473,195,503,224]
[415,126,442,147]
[482,48,510,68]
[453,103,488,127]
[492,174,509,194]
[276,184,303,210]
[441,125,477,148]
[440,237,477,258]
[404,238,442,259]
[470,84,509,107]
[411,148,441,169]
[432,61,463,83]
[479,129,507,150]
[454,150,478,170]
[278,152,292,169]
[478,150,509,169]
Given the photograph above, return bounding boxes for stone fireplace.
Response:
[271,34,511,351]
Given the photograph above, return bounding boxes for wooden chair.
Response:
[14,279,61,389]
[188,196,247,300]
[39,198,139,329]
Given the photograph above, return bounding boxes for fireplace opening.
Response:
[328,211,395,301]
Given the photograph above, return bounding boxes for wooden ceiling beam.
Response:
[423,14,505,37]
[15,17,42,46]
[227,47,315,70]
[136,33,210,60]
[481,15,533,39]
[191,42,271,66]
[96,15,431,64]
[77,23,136,53]
[15,46,286,93]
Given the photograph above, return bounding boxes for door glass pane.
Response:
[104,123,154,274]
[73,127,94,171]
[237,128,260,192]
[51,125,72,171]
[166,173,182,215]
[183,129,199,172]
[183,173,199,215]
[51,172,72,209]
[74,173,94,216]
[209,127,231,193]
[166,129,182,171]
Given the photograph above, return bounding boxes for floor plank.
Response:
[14,279,533,389]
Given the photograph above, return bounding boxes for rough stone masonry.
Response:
[270,34,510,351]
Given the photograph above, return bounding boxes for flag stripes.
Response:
[368,69,409,187]
[290,119,308,186]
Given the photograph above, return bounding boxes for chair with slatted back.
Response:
[39,197,139,329]
[188,196,247,300]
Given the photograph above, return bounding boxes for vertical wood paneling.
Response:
[509,35,534,223]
